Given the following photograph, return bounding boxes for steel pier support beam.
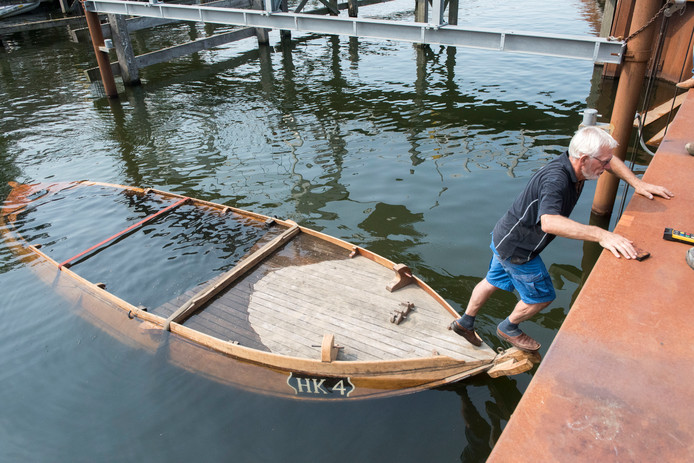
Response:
[591,0,662,216]
[82,0,625,64]
[83,2,119,98]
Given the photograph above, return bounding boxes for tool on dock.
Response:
[634,247,650,261]
[663,228,694,245]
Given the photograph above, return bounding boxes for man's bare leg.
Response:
[508,299,551,324]
[497,299,552,351]
[464,278,498,316]
[450,279,499,346]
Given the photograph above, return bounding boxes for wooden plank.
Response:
[135,28,257,69]
[0,15,89,35]
[243,261,487,361]
[646,126,667,146]
[164,223,300,330]
[85,28,257,82]
[235,275,408,358]
[250,260,442,338]
[634,93,686,127]
[185,312,267,350]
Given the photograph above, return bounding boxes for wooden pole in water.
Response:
[591,0,662,216]
[448,0,459,26]
[108,13,140,86]
[347,0,358,18]
[82,3,118,98]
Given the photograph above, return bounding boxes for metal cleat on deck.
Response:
[390,302,414,325]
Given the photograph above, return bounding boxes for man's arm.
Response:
[607,157,674,200]
[540,214,637,259]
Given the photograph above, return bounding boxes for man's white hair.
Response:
[568,126,618,159]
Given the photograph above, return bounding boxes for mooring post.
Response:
[591,0,662,216]
[448,0,459,26]
[280,0,291,41]
[347,0,358,18]
[108,13,140,86]
[83,2,118,98]
[414,0,428,24]
[414,0,429,49]
[253,0,270,45]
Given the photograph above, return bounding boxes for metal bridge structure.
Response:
[83,0,625,65]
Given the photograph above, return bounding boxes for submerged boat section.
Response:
[1,180,537,400]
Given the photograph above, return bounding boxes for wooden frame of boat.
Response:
[1,181,538,400]
[0,1,41,19]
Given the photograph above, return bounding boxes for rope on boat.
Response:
[58,196,190,269]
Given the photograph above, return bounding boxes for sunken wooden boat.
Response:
[1,181,537,400]
[0,2,40,19]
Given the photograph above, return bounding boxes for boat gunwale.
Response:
[0,180,548,395]
[1,181,523,387]
[85,181,462,318]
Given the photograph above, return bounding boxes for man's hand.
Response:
[608,158,674,200]
[598,230,637,259]
[633,179,674,200]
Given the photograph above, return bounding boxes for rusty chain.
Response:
[621,1,673,43]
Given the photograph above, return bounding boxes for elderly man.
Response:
[451,126,674,351]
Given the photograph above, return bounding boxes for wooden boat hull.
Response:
[1,181,537,400]
[0,2,40,19]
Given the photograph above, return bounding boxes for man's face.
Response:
[581,149,613,180]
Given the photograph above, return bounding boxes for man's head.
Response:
[568,126,618,180]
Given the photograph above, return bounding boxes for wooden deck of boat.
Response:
[153,231,495,363]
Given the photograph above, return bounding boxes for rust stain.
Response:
[489,90,694,461]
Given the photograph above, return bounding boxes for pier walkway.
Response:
[489,89,694,461]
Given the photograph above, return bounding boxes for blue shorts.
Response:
[485,241,556,304]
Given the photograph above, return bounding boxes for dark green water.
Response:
[0,1,644,461]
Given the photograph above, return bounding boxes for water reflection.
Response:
[0,2,632,460]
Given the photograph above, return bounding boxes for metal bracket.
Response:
[390,302,414,325]
[664,0,686,17]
